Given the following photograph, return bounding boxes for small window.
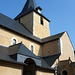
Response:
[31,45,34,53]
[13,39,16,45]
[11,37,18,45]
[30,44,35,53]
[40,16,43,25]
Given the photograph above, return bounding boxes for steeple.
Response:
[14,0,37,20]
[14,0,50,38]
[22,0,37,12]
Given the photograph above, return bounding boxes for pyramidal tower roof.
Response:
[22,0,37,12]
[14,0,37,20]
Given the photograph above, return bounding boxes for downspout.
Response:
[59,38,63,54]
[57,38,63,75]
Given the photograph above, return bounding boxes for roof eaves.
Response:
[0,59,27,66]
[14,9,34,20]
[18,53,41,60]
[42,32,65,43]
[42,38,59,44]
[37,66,55,71]
[9,43,41,60]
[14,9,50,22]
[33,10,50,22]
[41,53,61,58]
[0,25,42,44]
[0,24,65,44]
[41,53,61,67]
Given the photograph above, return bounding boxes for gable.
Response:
[59,32,74,61]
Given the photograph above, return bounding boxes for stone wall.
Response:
[18,12,33,33]
[42,39,59,56]
[0,27,42,56]
[59,60,75,75]
[33,12,50,38]
[36,69,54,75]
[59,32,75,62]
[0,61,22,75]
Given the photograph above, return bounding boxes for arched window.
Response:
[30,44,35,53]
[31,45,34,53]
[62,70,68,75]
[11,37,18,45]
[13,39,16,45]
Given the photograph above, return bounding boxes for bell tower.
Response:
[14,0,50,38]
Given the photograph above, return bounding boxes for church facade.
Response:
[0,0,75,75]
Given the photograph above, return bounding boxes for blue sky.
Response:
[0,0,75,49]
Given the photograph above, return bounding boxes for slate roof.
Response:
[0,13,42,43]
[0,0,65,71]
[0,13,65,44]
[0,43,56,70]
[14,0,37,20]
[9,42,39,59]
[42,32,65,43]
[41,53,61,67]
[40,57,55,70]
[9,43,55,70]
[14,0,50,22]
[0,45,26,65]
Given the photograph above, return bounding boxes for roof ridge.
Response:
[42,31,65,40]
[51,31,65,37]
[9,42,22,47]
[42,31,65,43]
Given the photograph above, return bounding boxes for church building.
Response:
[0,0,75,75]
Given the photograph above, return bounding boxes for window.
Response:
[11,37,18,45]
[30,44,35,53]
[31,45,34,53]
[40,16,43,25]
[13,39,16,45]
[62,70,68,75]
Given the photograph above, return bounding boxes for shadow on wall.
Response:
[38,45,43,56]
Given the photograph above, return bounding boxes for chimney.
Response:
[36,6,42,13]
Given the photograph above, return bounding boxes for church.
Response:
[0,0,75,75]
